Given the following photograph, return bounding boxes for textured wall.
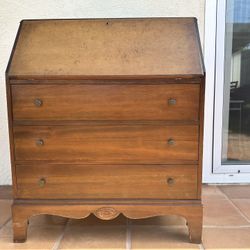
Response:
[0,0,205,184]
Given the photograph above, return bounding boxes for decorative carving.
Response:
[94,207,120,220]
[12,201,202,243]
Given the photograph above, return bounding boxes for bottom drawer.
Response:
[15,164,198,199]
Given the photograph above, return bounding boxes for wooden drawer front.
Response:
[14,125,198,163]
[16,164,198,199]
[12,84,200,121]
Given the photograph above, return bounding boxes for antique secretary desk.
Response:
[6,18,205,243]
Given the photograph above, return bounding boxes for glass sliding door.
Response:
[214,0,250,173]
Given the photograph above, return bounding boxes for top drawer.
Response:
[11,84,200,121]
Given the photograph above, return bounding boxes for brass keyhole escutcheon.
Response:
[167,177,174,185]
[168,98,176,106]
[38,178,46,187]
[34,98,43,107]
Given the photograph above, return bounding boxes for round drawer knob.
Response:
[36,139,44,146]
[38,178,46,187]
[167,177,175,185]
[34,98,43,107]
[168,98,176,106]
[167,138,175,146]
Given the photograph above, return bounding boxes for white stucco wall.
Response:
[0,0,205,185]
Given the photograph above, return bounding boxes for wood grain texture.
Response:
[12,84,200,121]
[12,200,202,243]
[13,125,198,163]
[6,18,205,244]
[15,164,198,199]
[5,81,18,198]
[8,18,204,78]
[197,78,205,198]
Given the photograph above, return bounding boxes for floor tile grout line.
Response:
[127,225,187,228]
[51,219,69,250]
[126,218,132,250]
[199,243,205,250]
[0,217,11,231]
[204,225,250,228]
[230,199,250,223]
[219,186,250,224]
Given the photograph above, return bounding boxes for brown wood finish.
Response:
[12,200,202,243]
[8,18,204,78]
[13,125,198,163]
[6,18,205,244]
[197,76,206,198]
[15,164,198,199]
[12,84,200,121]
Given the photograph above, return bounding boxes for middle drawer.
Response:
[14,124,198,164]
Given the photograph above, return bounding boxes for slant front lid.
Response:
[7,18,204,78]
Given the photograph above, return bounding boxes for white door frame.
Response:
[203,0,250,183]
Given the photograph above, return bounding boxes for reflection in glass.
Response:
[222,0,250,164]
